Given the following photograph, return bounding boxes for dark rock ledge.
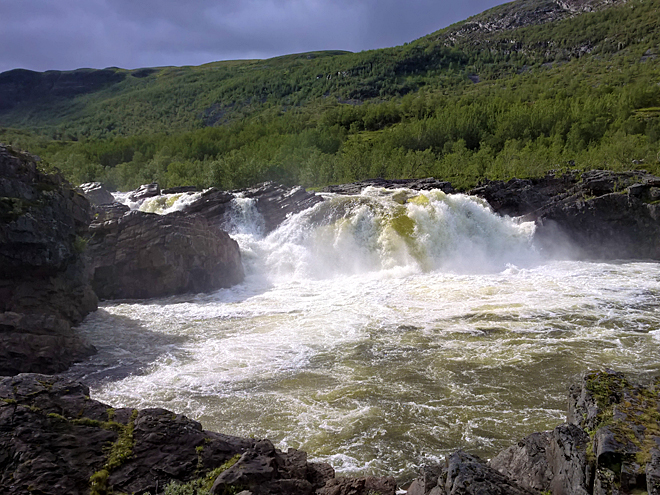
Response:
[0,145,97,376]
[0,373,396,495]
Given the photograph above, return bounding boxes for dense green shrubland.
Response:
[1,0,659,190]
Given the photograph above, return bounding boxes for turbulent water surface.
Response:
[67,187,660,483]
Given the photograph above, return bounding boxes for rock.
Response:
[0,144,97,376]
[240,182,324,233]
[469,172,578,217]
[323,178,455,196]
[128,182,160,202]
[488,430,553,491]
[88,209,244,299]
[178,182,322,234]
[567,370,660,495]
[0,373,336,495]
[489,424,591,495]
[471,170,660,260]
[443,450,536,495]
[78,181,115,205]
[407,451,535,495]
[178,187,235,225]
[210,438,335,495]
[316,475,397,495]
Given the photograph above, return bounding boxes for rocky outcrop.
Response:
[240,182,324,233]
[179,182,323,234]
[88,207,244,300]
[0,373,396,495]
[0,145,97,375]
[532,171,660,260]
[407,369,660,495]
[471,170,660,260]
[323,178,455,196]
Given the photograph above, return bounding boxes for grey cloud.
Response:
[0,0,507,73]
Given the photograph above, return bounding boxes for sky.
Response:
[0,0,508,74]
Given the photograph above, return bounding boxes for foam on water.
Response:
[69,187,660,483]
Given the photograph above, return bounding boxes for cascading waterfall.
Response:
[71,187,660,483]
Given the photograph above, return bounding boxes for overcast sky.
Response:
[0,0,508,74]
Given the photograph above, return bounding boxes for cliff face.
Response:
[0,144,97,375]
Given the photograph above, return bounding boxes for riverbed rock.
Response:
[0,373,338,495]
[88,208,244,299]
[0,144,97,376]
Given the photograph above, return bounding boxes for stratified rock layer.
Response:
[0,145,97,375]
[471,170,660,260]
[0,374,395,495]
[88,208,244,300]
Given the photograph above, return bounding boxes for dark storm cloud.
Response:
[0,0,506,73]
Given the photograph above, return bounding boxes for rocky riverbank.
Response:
[2,370,658,494]
[407,369,660,495]
[0,145,97,375]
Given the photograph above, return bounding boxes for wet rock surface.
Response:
[408,369,660,495]
[470,170,660,260]
[88,208,244,299]
[0,145,97,376]
[0,373,396,495]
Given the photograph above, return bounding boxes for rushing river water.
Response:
[66,187,660,483]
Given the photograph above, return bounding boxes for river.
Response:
[65,187,660,483]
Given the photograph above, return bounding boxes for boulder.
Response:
[78,181,115,205]
[88,209,244,299]
[0,373,339,495]
[0,144,97,376]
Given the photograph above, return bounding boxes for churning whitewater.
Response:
[67,188,660,483]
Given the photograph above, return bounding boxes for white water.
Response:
[71,187,660,483]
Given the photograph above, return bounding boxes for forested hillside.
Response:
[1,0,659,191]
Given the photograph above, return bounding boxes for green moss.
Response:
[584,370,660,469]
[88,409,139,494]
[163,453,242,495]
[72,417,104,428]
[1,398,17,405]
[105,409,138,470]
[89,469,110,495]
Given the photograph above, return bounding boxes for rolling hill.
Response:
[0,0,658,190]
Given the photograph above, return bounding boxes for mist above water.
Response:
[70,187,660,483]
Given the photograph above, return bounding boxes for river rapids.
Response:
[66,187,660,483]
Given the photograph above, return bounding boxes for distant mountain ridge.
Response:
[0,0,637,138]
